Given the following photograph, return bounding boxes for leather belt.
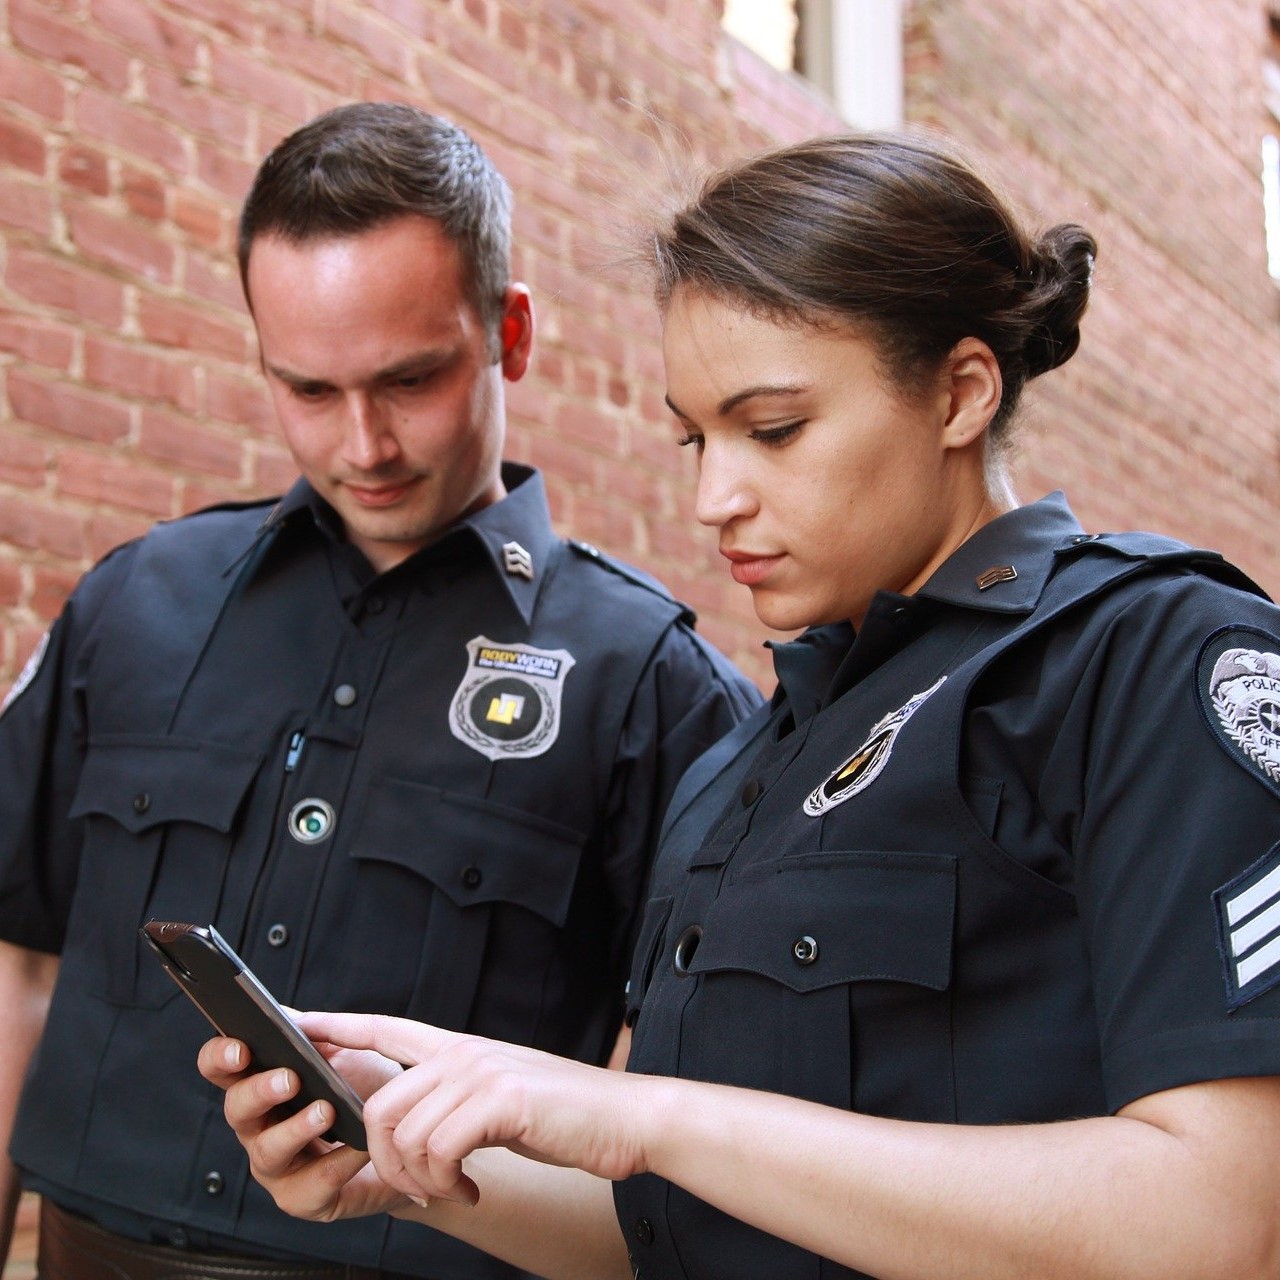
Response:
[37,1199,410,1280]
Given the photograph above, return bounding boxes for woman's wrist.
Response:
[627,1073,702,1181]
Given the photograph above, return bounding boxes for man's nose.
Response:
[341,395,399,469]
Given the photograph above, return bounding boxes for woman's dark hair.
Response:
[650,132,1097,442]
[238,103,512,347]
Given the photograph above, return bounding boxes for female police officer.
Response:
[200,133,1280,1280]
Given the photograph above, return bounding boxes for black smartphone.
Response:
[140,920,367,1149]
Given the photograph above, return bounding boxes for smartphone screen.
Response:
[141,920,367,1149]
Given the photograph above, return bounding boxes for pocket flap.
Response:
[68,736,264,834]
[351,776,587,926]
[687,851,956,993]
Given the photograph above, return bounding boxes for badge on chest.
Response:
[449,636,576,761]
[803,676,947,816]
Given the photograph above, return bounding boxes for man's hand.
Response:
[196,1034,408,1222]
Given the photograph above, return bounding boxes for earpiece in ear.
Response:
[502,315,521,354]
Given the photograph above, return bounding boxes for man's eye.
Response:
[284,379,333,400]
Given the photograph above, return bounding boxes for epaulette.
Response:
[566,539,698,625]
[1058,532,1270,601]
[139,495,280,538]
[141,495,289,581]
[175,494,283,523]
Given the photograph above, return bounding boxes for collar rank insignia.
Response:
[502,541,534,580]
[803,676,946,816]
[449,636,575,761]
[1197,628,1280,795]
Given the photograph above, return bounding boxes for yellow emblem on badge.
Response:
[486,693,527,725]
[450,636,576,761]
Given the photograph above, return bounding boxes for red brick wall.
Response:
[905,0,1280,581]
[2,0,1277,704]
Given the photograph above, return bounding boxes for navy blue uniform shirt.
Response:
[0,463,760,1280]
[616,493,1280,1280]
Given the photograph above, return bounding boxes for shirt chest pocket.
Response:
[65,736,264,1008]
[325,775,587,1032]
[670,851,959,1120]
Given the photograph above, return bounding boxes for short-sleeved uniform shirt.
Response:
[615,493,1280,1280]
[0,464,760,1280]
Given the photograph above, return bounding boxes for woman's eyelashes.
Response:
[749,420,805,447]
[673,420,807,451]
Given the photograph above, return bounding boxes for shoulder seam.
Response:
[565,539,697,624]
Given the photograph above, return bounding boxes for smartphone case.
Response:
[141,920,367,1149]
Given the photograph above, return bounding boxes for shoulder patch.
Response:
[1215,842,1280,1009]
[1,630,50,717]
[1197,626,1280,796]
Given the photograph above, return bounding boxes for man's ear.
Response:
[939,336,1002,450]
[499,285,534,381]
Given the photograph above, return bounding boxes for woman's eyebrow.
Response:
[665,383,809,420]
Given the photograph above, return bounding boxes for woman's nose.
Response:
[694,444,757,528]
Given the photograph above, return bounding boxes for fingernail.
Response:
[271,1070,292,1098]
[225,1042,243,1069]
[309,1102,328,1127]
[408,1196,429,1209]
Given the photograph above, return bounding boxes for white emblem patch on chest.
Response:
[803,676,946,816]
[1209,647,1280,787]
[449,636,576,761]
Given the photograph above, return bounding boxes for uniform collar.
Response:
[766,492,1087,719]
[459,463,556,625]
[913,490,1084,615]
[246,463,556,626]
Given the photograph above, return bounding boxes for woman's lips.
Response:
[723,550,784,587]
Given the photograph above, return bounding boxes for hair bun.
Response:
[1021,223,1097,377]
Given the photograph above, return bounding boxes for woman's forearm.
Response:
[638,1073,1280,1280]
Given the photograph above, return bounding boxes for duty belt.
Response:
[37,1200,417,1280]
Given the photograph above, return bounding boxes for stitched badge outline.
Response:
[448,636,575,762]
[803,677,947,817]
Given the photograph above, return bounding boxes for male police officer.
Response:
[0,103,759,1280]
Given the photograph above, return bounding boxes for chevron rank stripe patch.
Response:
[1215,843,1280,1009]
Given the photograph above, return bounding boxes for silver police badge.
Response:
[803,677,946,816]
[449,636,575,762]
[1200,630,1280,791]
